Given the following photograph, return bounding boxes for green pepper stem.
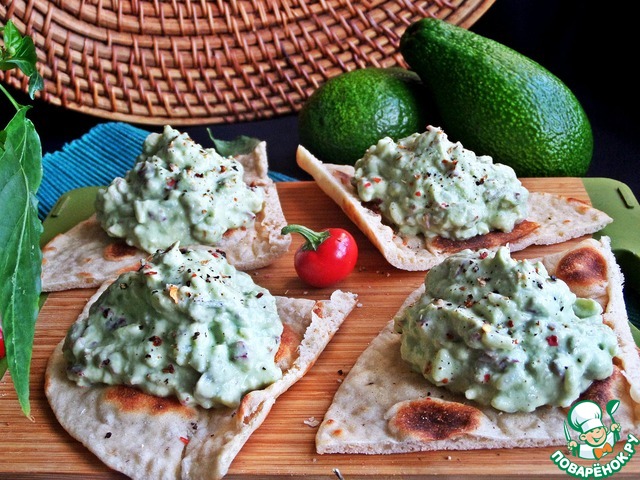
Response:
[281,224,330,251]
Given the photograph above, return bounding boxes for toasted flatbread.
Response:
[316,237,640,454]
[297,146,613,271]
[46,287,357,480]
[41,142,291,292]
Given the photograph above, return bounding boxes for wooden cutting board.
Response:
[2,179,639,479]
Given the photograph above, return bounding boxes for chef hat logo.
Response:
[568,400,605,434]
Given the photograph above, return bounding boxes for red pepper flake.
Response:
[546,335,559,347]
[464,295,475,308]
[373,177,382,183]
[484,374,491,383]
[441,378,449,384]
[507,320,514,328]
[166,178,176,188]
[144,270,158,276]
[415,191,422,197]
[163,364,175,374]
[479,251,489,259]
[179,436,190,445]
[149,335,163,346]
[364,182,372,188]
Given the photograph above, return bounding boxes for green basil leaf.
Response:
[1,21,43,99]
[0,104,43,417]
[207,130,261,157]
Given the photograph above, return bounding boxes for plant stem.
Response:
[281,224,330,251]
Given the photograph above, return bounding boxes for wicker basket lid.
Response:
[0,0,495,126]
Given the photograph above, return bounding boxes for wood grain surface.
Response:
[1,179,638,479]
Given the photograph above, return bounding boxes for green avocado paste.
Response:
[63,244,283,409]
[95,126,264,253]
[394,246,618,413]
[352,126,529,241]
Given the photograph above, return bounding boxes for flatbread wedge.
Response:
[297,145,613,271]
[45,287,357,480]
[315,237,640,454]
[41,141,291,292]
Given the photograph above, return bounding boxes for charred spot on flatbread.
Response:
[103,385,196,417]
[428,220,540,255]
[554,245,607,288]
[78,272,97,285]
[43,243,57,253]
[103,241,139,261]
[566,197,594,215]
[275,323,301,370]
[578,366,620,408]
[387,397,482,441]
[116,261,143,275]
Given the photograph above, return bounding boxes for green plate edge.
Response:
[583,177,640,258]
[583,178,640,340]
[40,186,101,247]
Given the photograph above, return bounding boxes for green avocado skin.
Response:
[400,18,593,177]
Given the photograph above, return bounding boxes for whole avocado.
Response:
[297,67,429,165]
[400,18,593,177]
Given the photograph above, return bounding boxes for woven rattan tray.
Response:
[0,0,495,126]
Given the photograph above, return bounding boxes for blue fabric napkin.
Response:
[37,122,297,219]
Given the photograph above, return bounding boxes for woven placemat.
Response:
[1,0,495,126]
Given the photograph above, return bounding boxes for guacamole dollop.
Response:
[95,126,264,253]
[63,244,283,409]
[394,246,618,413]
[352,126,529,241]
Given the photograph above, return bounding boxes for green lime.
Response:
[400,18,593,177]
[298,67,430,165]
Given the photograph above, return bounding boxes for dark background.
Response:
[2,0,639,199]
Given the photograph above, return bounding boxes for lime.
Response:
[298,67,430,165]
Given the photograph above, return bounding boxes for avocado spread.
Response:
[95,126,264,253]
[63,244,283,409]
[394,247,618,413]
[352,126,529,240]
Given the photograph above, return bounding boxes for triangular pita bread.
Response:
[46,285,357,479]
[315,237,640,454]
[41,141,291,292]
[297,145,613,271]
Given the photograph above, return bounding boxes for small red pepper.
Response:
[281,224,358,288]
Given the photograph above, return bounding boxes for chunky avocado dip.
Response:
[63,244,283,409]
[352,126,529,241]
[394,246,618,413]
[95,126,264,253]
